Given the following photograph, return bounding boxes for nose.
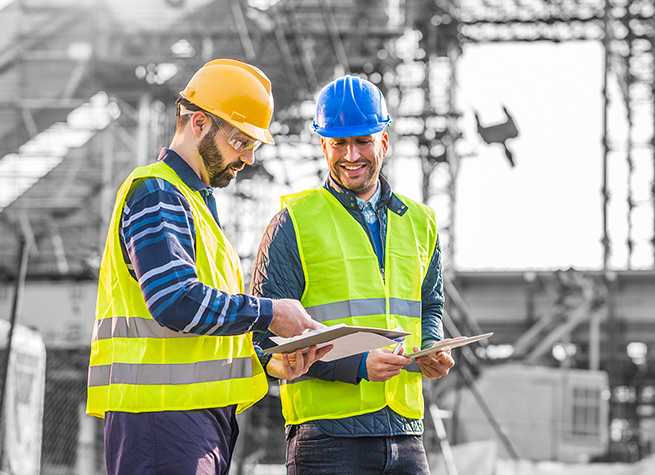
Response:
[344,142,359,161]
[240,148,255,166]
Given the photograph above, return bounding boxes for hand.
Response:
[413,345,454,379]
[266,345,333,380]
[366,347,412,382]
[269,299,324,338]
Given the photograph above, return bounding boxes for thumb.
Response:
[307,319,325,331]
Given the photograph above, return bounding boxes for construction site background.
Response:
[0,1,655,474]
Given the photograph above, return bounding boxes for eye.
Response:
[231,138,249,149]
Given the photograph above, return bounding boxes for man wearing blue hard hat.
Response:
[252,75,454,474]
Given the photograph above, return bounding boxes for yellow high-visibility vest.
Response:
[279,187,438,425]
[87,161,267,418]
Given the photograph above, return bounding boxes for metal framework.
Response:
[0,0,653,465]
[2,0,652,278]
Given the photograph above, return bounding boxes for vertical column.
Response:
[75,402,96,475]
[136,93,152,166]
[601,0,611,270]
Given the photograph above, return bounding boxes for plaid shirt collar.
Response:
[356,184,381,224]
[158,147,210,193]
[324,174,408,217]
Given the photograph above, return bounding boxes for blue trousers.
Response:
[104,407,238,475]
[286,422,431,475]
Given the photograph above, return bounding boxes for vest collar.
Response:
[324,174,408,217]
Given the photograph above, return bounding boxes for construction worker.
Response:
[251,75,455,474]
[86,59,329,475]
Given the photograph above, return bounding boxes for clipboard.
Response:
[406,332,494,359]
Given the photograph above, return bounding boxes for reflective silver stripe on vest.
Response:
[305,298,420,323]
[92,316,197,341]
[88,357,252,387]
[389,298,421,319]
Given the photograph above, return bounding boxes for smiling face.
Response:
[321,132,389,200]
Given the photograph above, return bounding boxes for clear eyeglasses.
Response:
[181,110,262,152]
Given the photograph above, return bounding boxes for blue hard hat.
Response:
[312,75,391,138]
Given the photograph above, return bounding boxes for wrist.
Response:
[253,298,274,333]
[357,351,370,381]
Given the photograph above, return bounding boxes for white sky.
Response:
[443,41,651,271]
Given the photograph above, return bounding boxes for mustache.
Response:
[230,161,245,171]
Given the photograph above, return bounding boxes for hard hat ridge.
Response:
[312,75,391,138]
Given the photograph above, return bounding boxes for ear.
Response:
[320,136,328,156]
[379,132,389,158]
[189,111,210,138]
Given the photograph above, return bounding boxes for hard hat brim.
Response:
[218,113,275,144]
[312,121,390,138]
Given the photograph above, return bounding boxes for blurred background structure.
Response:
[0,0,654,473]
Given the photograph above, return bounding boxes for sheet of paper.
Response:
[263,324,409,362]
[314,332,400,362]
[269,323,348,347]
[406,332,494,359]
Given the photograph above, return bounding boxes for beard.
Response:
[198,127,241,188]
[330,160,380,197]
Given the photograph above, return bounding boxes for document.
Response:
[263,323,411,362]
[406,332,493,359]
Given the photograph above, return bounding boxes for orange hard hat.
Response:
[179,59,275,144]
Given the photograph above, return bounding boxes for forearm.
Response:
[123,182,273,336]
[148,281,274,335]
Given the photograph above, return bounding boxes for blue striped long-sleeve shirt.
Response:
[119,148,273,336]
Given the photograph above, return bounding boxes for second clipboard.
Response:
[406,332,494,359]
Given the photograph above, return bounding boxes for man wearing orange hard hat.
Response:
[87,59,330,475]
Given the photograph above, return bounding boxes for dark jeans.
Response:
[286,422,430,475]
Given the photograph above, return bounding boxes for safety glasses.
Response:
[215,118,262,152]
[181,110,262,152]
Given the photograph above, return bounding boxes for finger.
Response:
[282,353,293,377]
[419,364,433,378]
[422,355,446,370]
[390,356,412,366]
[427,361,450,378]
[305,345,317,360]
[419,362,441,379]
[307,319,325,331]
[386,369,402,378]
[315,344,333,361]
[294,348,306,373]
[434,351,455,368]
[300,346,318,370]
